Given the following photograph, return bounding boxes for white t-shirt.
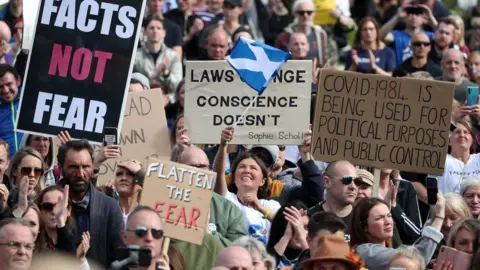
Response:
[431,154,480,194]
[225,192,281,245]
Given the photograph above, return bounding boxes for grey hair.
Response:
[387,246,426,270]
[461,179,480,196]
[0,218,35,239]
[407,71,433,80]
[232,236,276,270]
[447,218,480,248]
[291,0,314,13]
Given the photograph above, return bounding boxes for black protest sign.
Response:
[16,0,146,143]
[312,70,455,175]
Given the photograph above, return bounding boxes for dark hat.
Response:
[224,0,242,7]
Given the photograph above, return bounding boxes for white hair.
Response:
[232,236,276,270]
[461,179,480,195]
[291,0,314,13]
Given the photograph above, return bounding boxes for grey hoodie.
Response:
[355,226,443,270]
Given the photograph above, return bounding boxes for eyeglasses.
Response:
[341,176,362,186]
[412,41,431,47]
[296,10,313,16]
[127,226,164,240]
[39,202,56,211]
[0,241,35,251]
[20,167,43,177]
[187,164,210,170]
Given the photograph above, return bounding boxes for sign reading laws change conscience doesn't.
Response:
[312,70,455,175]
[141,160,216,245]
[16,0,146,143]
[185,60,312,145]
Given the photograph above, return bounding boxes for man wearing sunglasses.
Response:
[122,206,166,270]
[392,32,442,78]
[308,160,358,242]
[0,218,35,270]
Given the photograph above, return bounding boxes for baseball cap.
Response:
[356,169,374,186]
[224,0,242,7]
[130,72,150,89]
[250,145,279,167]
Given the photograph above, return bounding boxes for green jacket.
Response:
[171,233,223,270]
[209,193,247,247]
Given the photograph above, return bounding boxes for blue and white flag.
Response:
[226,37,291,95]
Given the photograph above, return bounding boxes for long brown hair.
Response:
[35,185,75,233]
[8,147,46,201]
[168,246,187,270]
[354,16,381,49]
[350,198,392,248]
[229,153,270,199]
[451,120,477,154]
[13,202,44,253]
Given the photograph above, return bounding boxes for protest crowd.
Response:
[2,0,480,269]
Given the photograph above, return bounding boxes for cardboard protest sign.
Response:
[312,70,455,175]
[141,159,216,245]
[185,60,312,145]
[95,89,172,185]
[16,0,146,143]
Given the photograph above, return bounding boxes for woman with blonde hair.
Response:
[446,218,480,255]
[233,236,276,270]
[387,246,426,270]
[449,15,470,57]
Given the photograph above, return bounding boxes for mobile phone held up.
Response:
[467,86,479,106]
[437,246,472,270]
[103,127,118,146]
[115,246,151,268]
[426,177,438,205]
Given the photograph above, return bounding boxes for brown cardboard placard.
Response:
[140,159,216,245]
[312,70,455,175]
[184,60,312,145]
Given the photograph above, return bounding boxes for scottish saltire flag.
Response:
[226,37,291,95]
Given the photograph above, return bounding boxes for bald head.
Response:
[179,147,211,170]
[0,21,11,42]
[215,246,253,269]
[412,32,429,42]
[324,160,355,178]
[207,28,229,60]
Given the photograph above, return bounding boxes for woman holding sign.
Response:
[214,127,281,245]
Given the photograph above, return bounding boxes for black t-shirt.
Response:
[392,57,443,78]
[308,202,353,242]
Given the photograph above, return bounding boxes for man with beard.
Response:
[439,49,477,103]
[308,160,358,242]
[393,32,442,78]
[57,140,124,267]
[428,18,456,65]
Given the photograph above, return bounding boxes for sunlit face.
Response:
[405,13,424,28]
[0,224,34,270]
[146,20,165,43]
[40,190,71,229]
[361,21,377,44]
[115,167,135,197]
[62,149,93,194]
[295,2,314,25]
[449,123,473,152]
[468,54,480,77]
[453,227,476,254]
[22,208,40,240]
[0,72,20,103]
[29,136,50,158]
[14,155,43,192]
[464,186,480,218]
[207,31,229,60]
[0,144,8,179]
[355,184,372,205]
[366,204,394,243]
[123,211,164,262]
[441,208,462,239]
[234,158,265,192]
[251,251,267,270]
[410,33,431,58]
[325,163,358,206]
[435,22,455,50]
[289,33,309,59]
[442,51,465,81]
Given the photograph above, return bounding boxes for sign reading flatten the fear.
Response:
[313,70,455,176]
[185,60,312,145]
[16,0,146,143]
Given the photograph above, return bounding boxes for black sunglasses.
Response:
[412,41,431,47]
[40,202,56,211]
[127,226,164,240]
[296,10,313,16]
[20,167,43,177]
[341,176,362,185]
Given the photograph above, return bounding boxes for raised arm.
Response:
[213,128,234,196]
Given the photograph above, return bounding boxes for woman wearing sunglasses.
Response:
[214,127,281,245]
[6,147,45,206]
[35,185,77,253]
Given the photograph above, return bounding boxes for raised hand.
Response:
[0,184,9,209]
[94,145,121,165]
[53,185,69,228]
[77,231,91,264]
[220,127,235,146]
[57,130,72,146]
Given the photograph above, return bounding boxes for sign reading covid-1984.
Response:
[16,0,146,143]
[185,60,312,145]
